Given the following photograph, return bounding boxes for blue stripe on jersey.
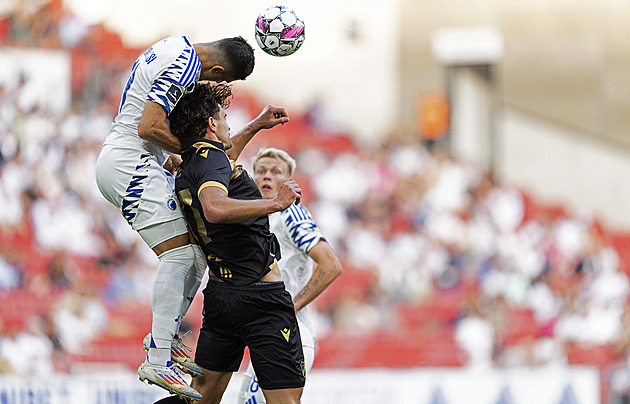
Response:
[287,205,300,221]
[288,221,321,251]
[289,205,304,222]
[119,60,140,113]
[283,204,325,252]
[150,76,178,94]
[290,204,310,221]
[181,53,199,86]
[178,49,194,83]
[173,48,197,88]
[156,49,193,91]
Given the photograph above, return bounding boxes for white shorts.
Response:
[95,145,184,232]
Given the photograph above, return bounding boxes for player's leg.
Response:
[137,221,202,399]
[139,221,194,364]
[179,242,206,322]
[238,343,313,404]
[193,281,250,403]
[139,223,205,377]
[261,387,303,404]
[158,232,206,376]
[96,148,201,397]
[167,242,206,370]
[245,283,306,404]
[190,369,233,404]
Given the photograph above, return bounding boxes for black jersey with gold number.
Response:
[175,137,281,285]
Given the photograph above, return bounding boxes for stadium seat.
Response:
[566,343,622,367]
[502,308,540,346]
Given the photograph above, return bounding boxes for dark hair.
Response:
[169,82,232,140]
[215,36,255,80]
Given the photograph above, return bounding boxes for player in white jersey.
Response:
[238,148,343,404]
[94,35,289,400]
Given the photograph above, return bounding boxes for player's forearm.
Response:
[138,123,182,154]
[227,121,260,161]
[203,197,281,224]
[138,101,183,154]
[293,261,342,312]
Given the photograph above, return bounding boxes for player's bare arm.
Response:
[138,100,183,154]
[292,241,342,312]
[199,179,301,224]
[227,105,289,160]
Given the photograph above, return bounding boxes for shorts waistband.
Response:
[206,276,286,293]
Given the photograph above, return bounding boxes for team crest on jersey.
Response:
[166,198,177,211]
[166,84,183,104]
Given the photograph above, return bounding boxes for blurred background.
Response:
[1,0,630,403]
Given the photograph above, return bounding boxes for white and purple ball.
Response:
[254,6,305,57]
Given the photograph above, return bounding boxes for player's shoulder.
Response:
[148,35,195,63]
[187,141,227,160]
[153,35,193,52]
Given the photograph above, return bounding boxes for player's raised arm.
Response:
[227,105,289,161]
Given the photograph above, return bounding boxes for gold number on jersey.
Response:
[177,188,212,244]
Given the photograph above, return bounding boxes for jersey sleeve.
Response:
[147,40,200,115]
[191,148,232,197]
[280,204,327,254]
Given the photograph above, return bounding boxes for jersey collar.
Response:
[182,137,225,151]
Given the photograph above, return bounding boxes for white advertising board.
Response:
[0,366,599,404]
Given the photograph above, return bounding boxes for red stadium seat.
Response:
[314,329,462,369]
[566,343,622,367]
[0,289,57,330]
[502,308,540,346]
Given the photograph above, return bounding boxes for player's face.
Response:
[212,107,232,149]
[253,157,291,200]
[203,68,236,83]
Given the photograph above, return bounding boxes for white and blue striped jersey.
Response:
[104,35,200,166]
[270,203,326,347]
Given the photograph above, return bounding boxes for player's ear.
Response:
[210,65,225,75]
[208,116,217,131]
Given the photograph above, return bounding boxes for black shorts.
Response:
[195,278,306,390]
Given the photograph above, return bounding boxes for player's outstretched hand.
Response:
[254,105,290,130]
[275,179,302,210]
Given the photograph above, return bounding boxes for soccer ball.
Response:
[254,6,305,57]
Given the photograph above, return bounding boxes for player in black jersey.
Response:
[169,82,305,404]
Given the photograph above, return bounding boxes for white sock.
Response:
[149,244,195,365]
[179,244,206,323]
[148,348,171,365]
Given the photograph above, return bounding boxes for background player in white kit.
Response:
[238,148,343,404]
[94,35,289,400]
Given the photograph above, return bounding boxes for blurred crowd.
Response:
[1,0,630,386]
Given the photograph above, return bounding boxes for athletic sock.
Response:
[178,244,206,324]
[150,244,196,365]
[148,348,172,365]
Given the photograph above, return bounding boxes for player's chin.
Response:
[261,189,276,200]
